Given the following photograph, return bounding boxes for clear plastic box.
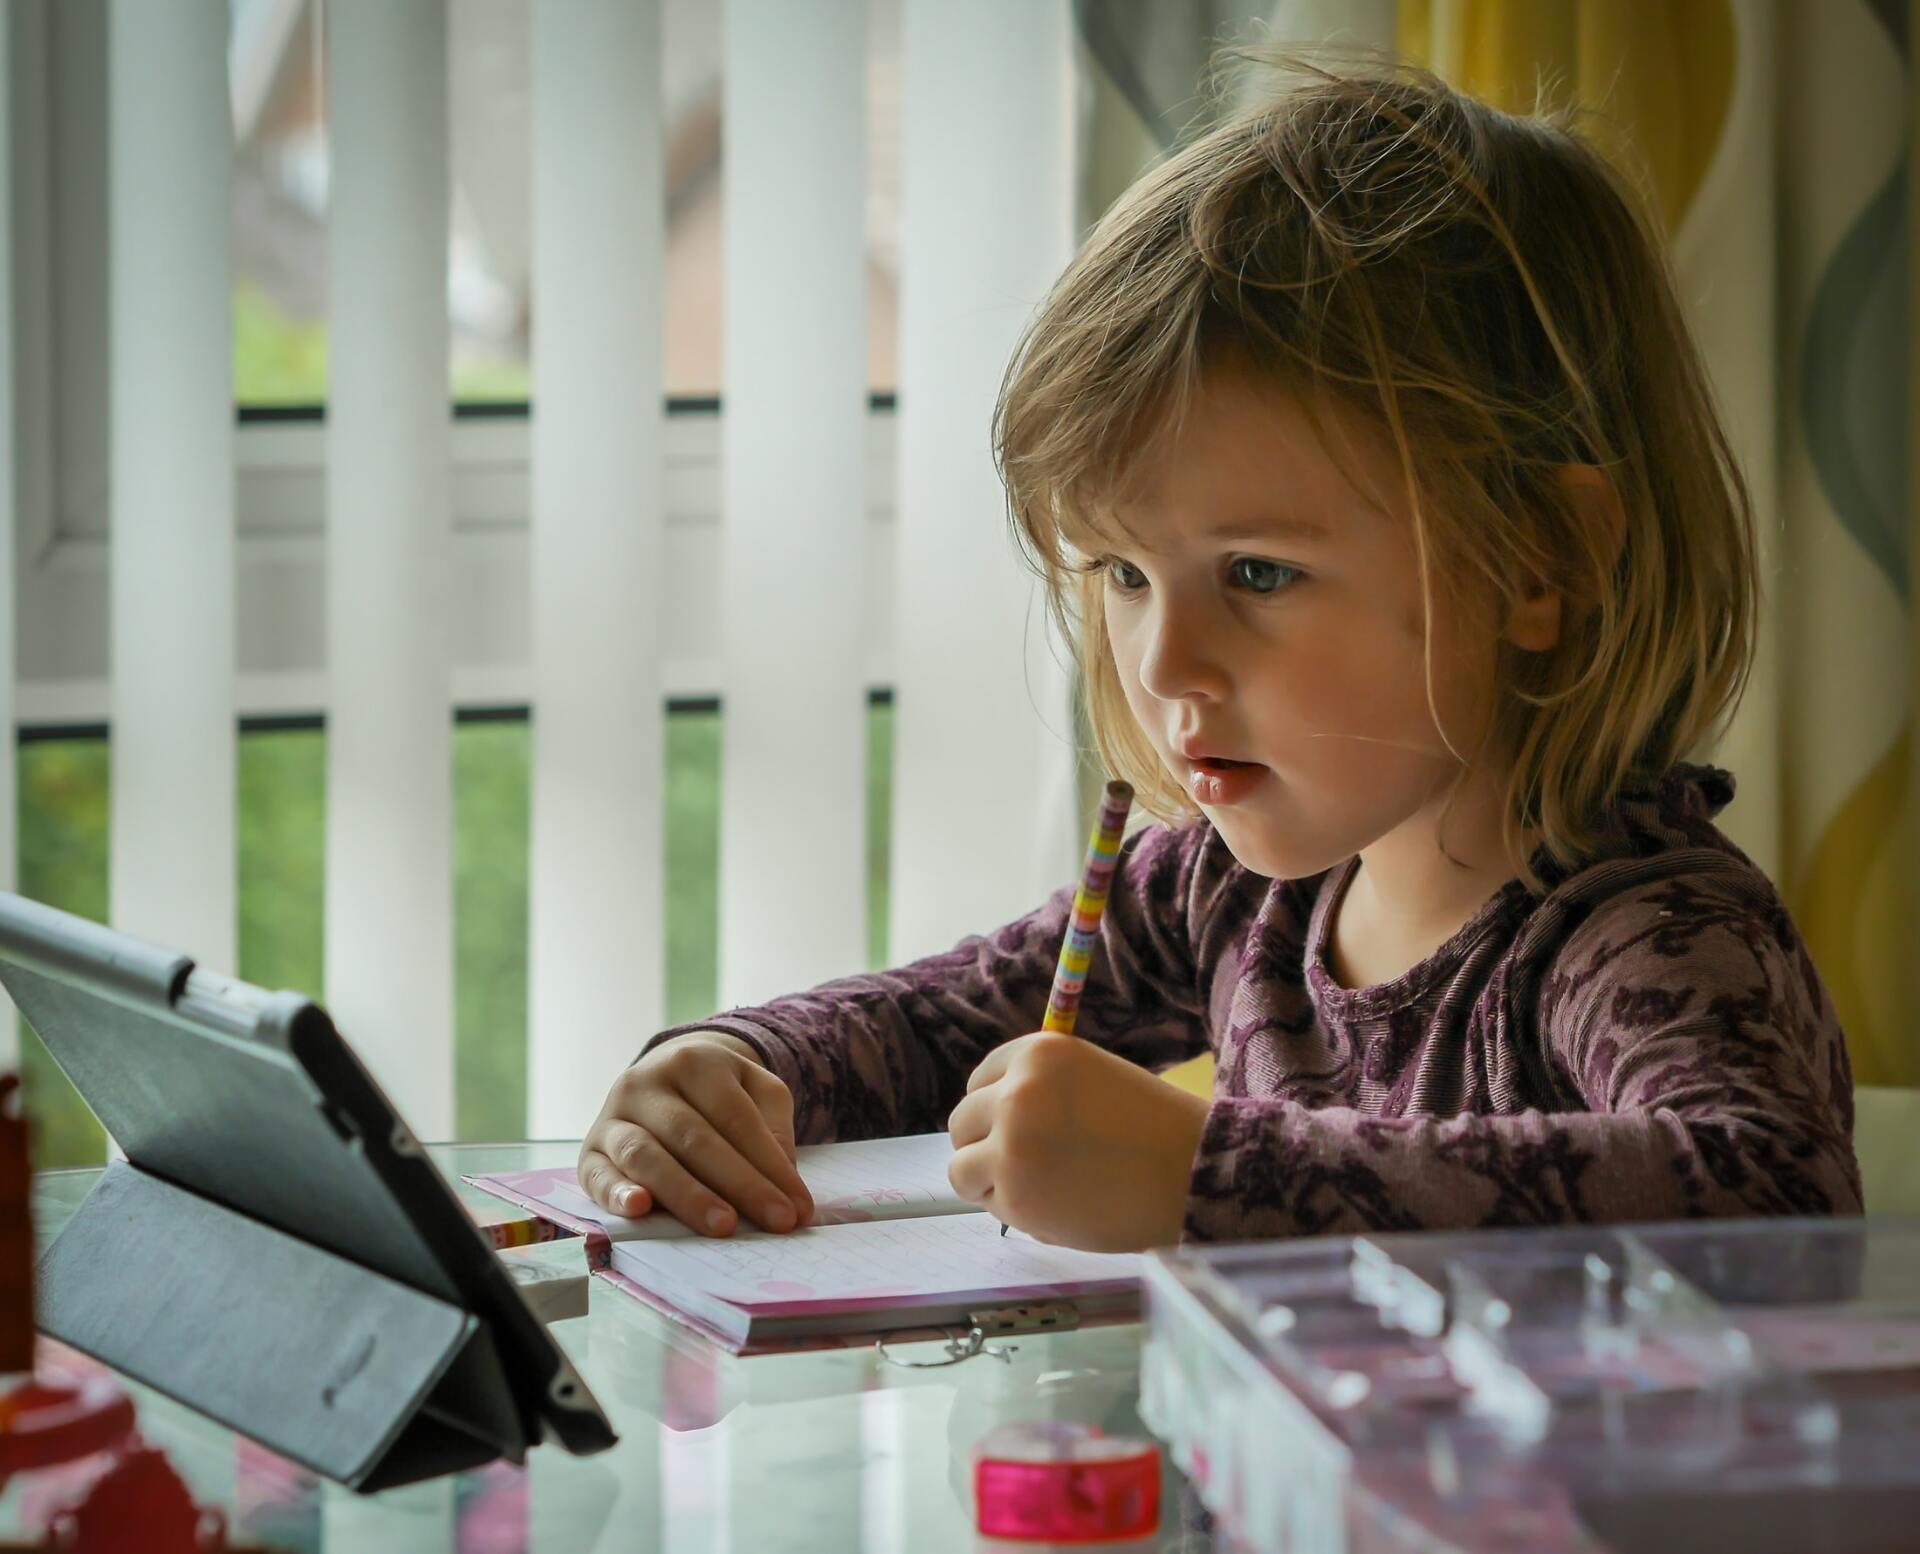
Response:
[1140,1217,1920,1553]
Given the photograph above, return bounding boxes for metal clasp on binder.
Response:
[874,1302,1081,1369]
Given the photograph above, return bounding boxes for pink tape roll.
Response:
[972,1420,1160,1543]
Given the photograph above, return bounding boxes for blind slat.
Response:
[107,0,235,975]
[324,0,455,1142]
[890,0,1080,964]
[717,0,869,1007]
[526,0,668,1136]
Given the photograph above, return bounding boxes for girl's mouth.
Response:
[1188,757,1268,807]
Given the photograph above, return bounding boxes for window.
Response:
[13,1,907,1163]
[229,0,901,406]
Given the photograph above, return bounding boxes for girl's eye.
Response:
[1100,555,1299,594]
[1230,557,1302,595]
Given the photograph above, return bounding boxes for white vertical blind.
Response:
[890,0,1080,963]
[325,1,455,1141]
[0,2,15,1071]
[526,0,666,1136]
[717,0,868,1007]
[106,0,235,974]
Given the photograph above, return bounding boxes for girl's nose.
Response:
[1136,594,1229,704]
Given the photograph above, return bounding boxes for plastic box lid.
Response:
[1140,1216,1920,1554]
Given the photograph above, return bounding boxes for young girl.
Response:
[577,56,1860,1252]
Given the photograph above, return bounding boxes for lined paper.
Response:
[469,1133,1145,1347]
[615,1211,1142,1311]
[479,1132,979,1243]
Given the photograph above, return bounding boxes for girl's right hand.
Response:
[577,1032,814,1236]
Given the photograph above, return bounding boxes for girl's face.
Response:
[1099,369,1497,882]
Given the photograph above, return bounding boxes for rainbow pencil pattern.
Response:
[1041,780,1135,1035]
[1003,781,1135,1236]
[481,1216,568,1251]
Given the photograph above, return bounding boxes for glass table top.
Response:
[17,1143,1209,1553]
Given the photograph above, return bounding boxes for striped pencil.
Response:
[481,1216,570,1251]
[1003,779,1134,1234]
[1041,780,1135,1033]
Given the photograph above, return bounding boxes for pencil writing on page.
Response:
[1003,779,1135,1235]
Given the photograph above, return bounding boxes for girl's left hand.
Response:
[946,1031,1211,1251]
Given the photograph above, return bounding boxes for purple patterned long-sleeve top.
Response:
[645,764,1861,1241]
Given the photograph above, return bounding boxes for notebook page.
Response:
[614,1211,1142,1314]
[471,1132,978,1244]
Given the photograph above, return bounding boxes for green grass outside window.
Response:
[13,703,894,1167]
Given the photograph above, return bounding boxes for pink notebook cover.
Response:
[468,1144,1136,1352]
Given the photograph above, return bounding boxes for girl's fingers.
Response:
[946,1086,991,1150]
[598,1116,744,1237]
[964,1037,1021,1094]
[946,1137,995,1207]
[723,1066,814,1221]
[737,1060,801,1161]
[578,1144,653,1218]
[667,1080,808,1231]
[626,1093,803,1234]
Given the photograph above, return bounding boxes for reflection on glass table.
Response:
[17,1142,1208,1554]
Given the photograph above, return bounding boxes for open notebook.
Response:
[465,1133,1142,1352]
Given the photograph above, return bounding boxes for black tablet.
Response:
[0,889,617,1490]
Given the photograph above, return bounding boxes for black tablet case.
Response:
[0,890,616,1490]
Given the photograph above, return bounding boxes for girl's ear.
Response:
[1505,578,1562,652]
[1504,463,1626,653]
[1558,462,1628,574]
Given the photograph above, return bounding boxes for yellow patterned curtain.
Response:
[1083,0,1917,1088]
[1395,1,1730,232]
[1398,0,1915,1086]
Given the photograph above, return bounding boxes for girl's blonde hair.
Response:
[994,51,1758,888]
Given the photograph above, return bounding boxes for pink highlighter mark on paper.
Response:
[511,1168,595,1203]
[753,1281,925,1303]
[810,1186,920,1226]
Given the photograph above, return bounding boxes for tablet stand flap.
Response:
[37,1160,524,1490]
